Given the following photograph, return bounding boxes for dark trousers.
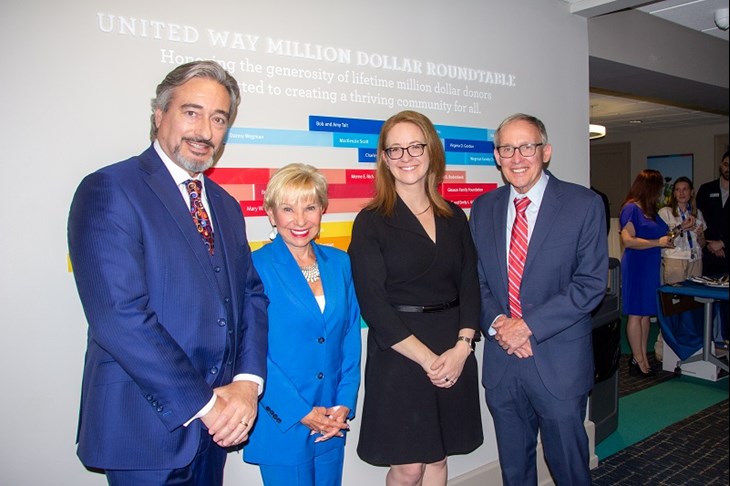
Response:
[105,428,226,486]
[486,356,591,486]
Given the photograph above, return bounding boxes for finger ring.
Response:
[241,421,248,427]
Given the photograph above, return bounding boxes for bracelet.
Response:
[457,335,475,351]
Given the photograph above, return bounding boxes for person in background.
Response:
[348,110,483,486]
[470,113,607,485]
[592,185,612,235]
[658,176,705,284]
[67,60,269,485]
[696,150,729,278]
[244,164,361,486]
[695,150,729,349]
[619,169,674,377]
[654,177,706,360]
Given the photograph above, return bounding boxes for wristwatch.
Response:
[457,335,476,351]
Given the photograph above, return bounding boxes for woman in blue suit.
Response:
[244,163,361,486]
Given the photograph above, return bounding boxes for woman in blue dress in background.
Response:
[620,169,675,377]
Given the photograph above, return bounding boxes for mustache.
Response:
[182,136,215,149]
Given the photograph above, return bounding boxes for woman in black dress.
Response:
[348,110,483,485]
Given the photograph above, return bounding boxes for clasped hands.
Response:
[493,316,533,358]
[425,342,470,388]
[202,380,259,448]
[706,240,725,258]
[301,405,350,442]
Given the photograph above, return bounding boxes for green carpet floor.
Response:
[596,374,729,460]
[596,315,729,460]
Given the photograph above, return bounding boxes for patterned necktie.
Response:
[184,179,214,255]
[508,197,531,319]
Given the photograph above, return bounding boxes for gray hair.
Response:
[150,60,240,140]
[493,113,549,146]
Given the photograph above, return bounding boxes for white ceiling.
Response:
[638,0,729,42]
[573,0,730,136]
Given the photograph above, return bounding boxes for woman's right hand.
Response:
[657,235,674,248]
[301,407,349,442]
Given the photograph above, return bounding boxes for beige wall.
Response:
[592,122,729,188]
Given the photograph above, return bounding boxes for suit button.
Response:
[210,367,218,375]
[317,372,324,379]
[224,297,231,304]
[151,400,158,407]
[145,395,153,401]
[214,266,222,273]
[156,407,164,412]
[318,337,325,344]
[218,318,226,327]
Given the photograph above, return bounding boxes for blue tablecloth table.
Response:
[656,281,728,373]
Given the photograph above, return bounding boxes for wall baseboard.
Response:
[449,420,597,485]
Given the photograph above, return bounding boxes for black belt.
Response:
[393,298,459,313]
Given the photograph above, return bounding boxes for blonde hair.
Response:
[263,163,329,212]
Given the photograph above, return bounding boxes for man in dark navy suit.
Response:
[696,150,729,347]
[470,113,607,485]
[68,61,268,485]
[696,150,729,277]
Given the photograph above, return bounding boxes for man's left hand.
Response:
[493,317,533,356]
[208,380,259,447]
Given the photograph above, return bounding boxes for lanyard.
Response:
[680,206,693,249]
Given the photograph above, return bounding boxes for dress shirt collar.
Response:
[509,170,549,210]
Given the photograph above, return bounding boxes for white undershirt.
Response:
[315,294,326,313]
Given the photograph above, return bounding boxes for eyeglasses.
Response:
[495,143,544,158]
[384,143,427,160]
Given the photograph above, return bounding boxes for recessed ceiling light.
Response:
[629,120,642,124]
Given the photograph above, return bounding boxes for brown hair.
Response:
[367,110,452,218]
[622,169,664,219]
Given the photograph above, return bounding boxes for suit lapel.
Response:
[493,187,511,296]
[138,148,218,286]
[313,243,337,325]
[383,196,434,241]
[524,175,562,274]
[271,237,326,325]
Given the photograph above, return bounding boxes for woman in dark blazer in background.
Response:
[348,111,483,486]
[244,164,361,486]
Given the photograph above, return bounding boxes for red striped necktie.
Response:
[508,197,531,319]
[185,179,215,255]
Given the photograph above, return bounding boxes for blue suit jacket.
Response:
[244,236,361,466]
[68,145,268,469]
[469,171,607,399]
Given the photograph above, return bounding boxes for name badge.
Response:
[709,193,720,198]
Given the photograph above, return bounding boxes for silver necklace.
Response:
[300,262,320,283]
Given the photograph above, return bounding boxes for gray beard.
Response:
[174,145,216,174]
